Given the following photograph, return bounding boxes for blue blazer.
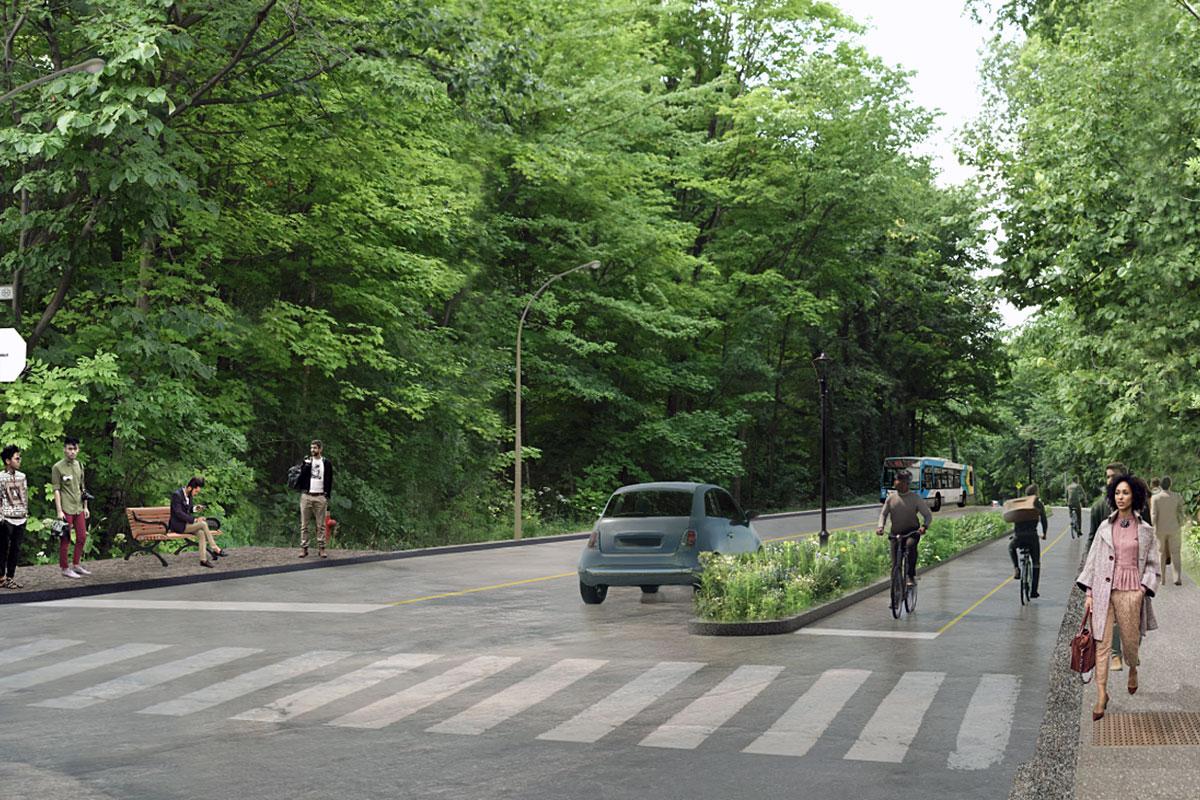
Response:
[168,488,196,533]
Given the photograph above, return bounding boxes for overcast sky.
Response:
[831,1,1035,328]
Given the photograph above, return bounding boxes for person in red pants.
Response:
[52,436,90,579]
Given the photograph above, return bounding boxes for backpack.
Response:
[286,462,304,491]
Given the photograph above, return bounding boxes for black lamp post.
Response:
[812,352,831,547]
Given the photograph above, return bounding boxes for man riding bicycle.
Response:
[1066,476,1085,537]
[1009,483,1048,598]
[876,471,932,587]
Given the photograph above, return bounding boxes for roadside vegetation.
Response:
[693,513,1009,622]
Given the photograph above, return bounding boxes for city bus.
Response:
[879,456,975,511]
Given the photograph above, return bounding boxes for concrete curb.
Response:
[1007,549,1088,800]
[0,531,591,606]
[688,530,1010,636]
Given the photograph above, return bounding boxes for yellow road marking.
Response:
[387,572,576,606]
[765,521,876,542]
[386,514,883,607]
[936,526,1072,636]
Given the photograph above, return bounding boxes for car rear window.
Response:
[602,490,693,518]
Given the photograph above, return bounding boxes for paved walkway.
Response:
[1074,562,1200,799]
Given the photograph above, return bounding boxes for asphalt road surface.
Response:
[0,504,1084,800]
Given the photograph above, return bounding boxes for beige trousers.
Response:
[1095,589,1143,696]
[1157,531,1183,583]
[299,493,328,549]
[181,520,217,559]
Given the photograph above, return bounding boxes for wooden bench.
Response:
[124,506,223,567]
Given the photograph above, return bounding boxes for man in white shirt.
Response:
[297,439,333,558]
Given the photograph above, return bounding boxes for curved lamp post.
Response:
[514,260,601,540]
[0,58,105,105]
[811,352,831,547]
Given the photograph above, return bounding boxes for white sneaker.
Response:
[62,568,81,579]
[73,564,91,575]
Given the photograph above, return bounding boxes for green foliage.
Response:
[0,1,1003,561]
[695,512,1009,621]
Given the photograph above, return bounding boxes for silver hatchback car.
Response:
[577,482,762,604]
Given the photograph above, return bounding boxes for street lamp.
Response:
[0,58,105,105]
[811,352,831,547]
[514,260,601,540]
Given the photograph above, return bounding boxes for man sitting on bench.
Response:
[170,476,225,568]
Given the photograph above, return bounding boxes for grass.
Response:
[694,512,1011,622]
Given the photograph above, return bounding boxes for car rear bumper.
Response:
[578,566,697,587]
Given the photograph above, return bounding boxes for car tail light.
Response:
[587,530,598,549]
[683,529,697,547]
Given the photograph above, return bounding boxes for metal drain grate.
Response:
[1093,712,1200,746]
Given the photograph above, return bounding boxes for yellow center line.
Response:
[936,526,1073,636]
[387,572,576,606]
[386,517,879,607]
[765,522,876,542]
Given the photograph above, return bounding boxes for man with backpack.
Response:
[295,439,333,558]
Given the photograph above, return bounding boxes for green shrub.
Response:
[695,512,1008,622]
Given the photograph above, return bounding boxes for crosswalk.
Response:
[0,638,1021,770]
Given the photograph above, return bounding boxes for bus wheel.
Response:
[957,493,967,507]
[932,493,942,512]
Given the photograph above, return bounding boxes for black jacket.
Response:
[168,487,196,533]
[297,457,333,498]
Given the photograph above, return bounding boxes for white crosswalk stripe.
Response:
[948,673,1021,770]
[744,668,871,757]
[538,661,704,744]
[138,650,352,716]
[34,647,262,709]
[0,638,81,668]
[232,653,441,723]
[844,671,946,763]
[0,643,169,697]
[329,656,520,730]
[429,658,606,736]
[640,665,783,749]
[0,639,1022,768]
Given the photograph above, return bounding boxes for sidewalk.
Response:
[1073,570,1200,799]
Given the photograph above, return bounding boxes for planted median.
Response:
[693,512,1009,626]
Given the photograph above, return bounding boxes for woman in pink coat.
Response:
[1077,474,1160,721]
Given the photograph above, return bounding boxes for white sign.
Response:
[0,328,27,382]
[0,285,12,300]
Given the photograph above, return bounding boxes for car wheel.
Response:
[932,493,942,512]
[640,585,659,594]
[580,581,608,605]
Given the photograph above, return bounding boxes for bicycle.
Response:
[888,530,919,618]
[1014,536,1034,606]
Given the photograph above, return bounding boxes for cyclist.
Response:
[876,470,932,587]
[1009,483,1047,598]
[1066,476,1085,538]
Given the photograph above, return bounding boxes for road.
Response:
[0,504,1084,800]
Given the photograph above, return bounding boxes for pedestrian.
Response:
[1088,461,1127,671]
[0,444,28,589]
[297,439,333,558]
[1077,474,1160,721]
[52,436,91,579]
[1009,483,1047,598]
[1150,477,1161,495]
[1066,476,1085,537]
[1150,475,1185,586]
[169,477,224,568]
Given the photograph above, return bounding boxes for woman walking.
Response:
[1077,474,1160,720]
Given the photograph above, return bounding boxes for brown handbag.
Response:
[1070,612,1096,681]
[1003,495,1041,523]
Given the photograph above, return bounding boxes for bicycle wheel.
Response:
[904,569,917,613]
[890,555,904,619]
[1019,552,1031,606]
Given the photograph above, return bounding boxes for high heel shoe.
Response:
[1128,669,1138,695]
[1092,694,1109,721]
